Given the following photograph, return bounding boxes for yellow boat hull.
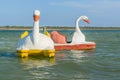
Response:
[17,49,55,58]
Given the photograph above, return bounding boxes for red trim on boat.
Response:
[54,43,96,50]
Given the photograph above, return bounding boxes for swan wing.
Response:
[35,33,54,50]
[71,31,85,43]
[17,33,54,50]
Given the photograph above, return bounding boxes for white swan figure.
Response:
[71,16,89,44]
[17,10,55,57]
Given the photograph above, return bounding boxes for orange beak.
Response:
[33,15,40,21]
[84,19,90,24]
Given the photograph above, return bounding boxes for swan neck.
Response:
[33,20,39,33]
[33,20,39,44]
[75,17,82,32]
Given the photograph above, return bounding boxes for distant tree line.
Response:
[0,26,120,30]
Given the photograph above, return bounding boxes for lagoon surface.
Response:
[0,30,120,80]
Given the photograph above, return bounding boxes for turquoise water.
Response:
[0,30,120,80]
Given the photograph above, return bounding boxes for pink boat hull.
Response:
[54,42,96,50]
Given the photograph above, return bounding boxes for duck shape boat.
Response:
[17,10,55,57]
[50,16,96,50]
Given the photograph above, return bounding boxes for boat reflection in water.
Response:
[71,50,95,58]
[18,50,95,79]
[20,50,95,70]
[20,57,55,70]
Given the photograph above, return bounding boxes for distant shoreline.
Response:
[0,26,120,30]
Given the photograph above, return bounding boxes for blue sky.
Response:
[0,0,120,27]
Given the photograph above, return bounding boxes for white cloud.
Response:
[50,1,91,8]
[50,0,120,9]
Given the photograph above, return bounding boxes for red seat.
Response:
[50,31,67,44]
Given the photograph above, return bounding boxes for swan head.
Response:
[81,16,90,24]
[33,10,40,22]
